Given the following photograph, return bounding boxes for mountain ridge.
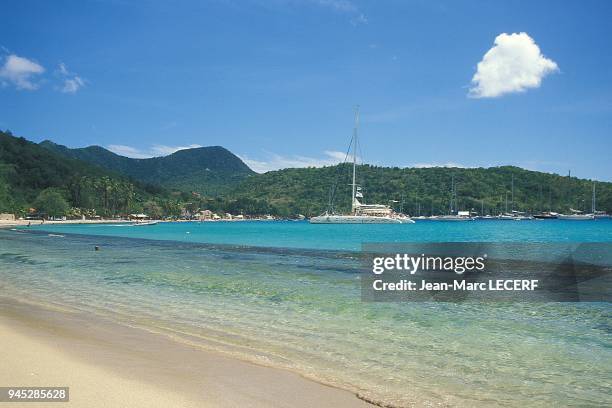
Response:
[39,140,255,195]
[0,131,166,215]
[2,132,610,217]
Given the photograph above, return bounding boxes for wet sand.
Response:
[0,298,371,407]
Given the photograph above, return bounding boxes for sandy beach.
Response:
[0,219,136,228]
[0,298,371,408]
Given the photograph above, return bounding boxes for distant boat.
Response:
[498,211,533,221]
[132,221,159,226]
[430,211,474,221]
[558,209,594,220]
[533,212,559,220]
[497,176,533,220]
[590,182,610,218]
[429,176,473,221]
[310,108,414,224]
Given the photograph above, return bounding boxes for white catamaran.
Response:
[310,108,414,224]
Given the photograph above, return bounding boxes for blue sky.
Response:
[1,0,611,180]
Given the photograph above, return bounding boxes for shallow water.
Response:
[1,222,611,407]
[27,218,612,250]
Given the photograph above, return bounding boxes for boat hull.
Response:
[558,215,594,220]
[429,216,473,221]
[309,215,414,224]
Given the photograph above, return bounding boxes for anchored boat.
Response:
[310,108,414,224]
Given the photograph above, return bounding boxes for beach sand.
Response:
[0,298,371,407]
[0,219,134,228]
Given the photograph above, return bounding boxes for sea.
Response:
[1,219,611,407]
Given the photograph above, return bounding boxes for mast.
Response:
[511,174,514,212]
[505,191,508,213]
[592,182,596,213]
[538,185,543,212]
[449,175,455,214]
[351,106,359,214]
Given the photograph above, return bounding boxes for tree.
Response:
[143,201,163,219]
[34,188,69,218]
[0,164,15,213]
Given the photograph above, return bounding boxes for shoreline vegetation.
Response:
[1,131,611,221]
[0,297,371,408]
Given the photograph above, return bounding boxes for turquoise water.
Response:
[1,221,611,407]
[27,219,612,250]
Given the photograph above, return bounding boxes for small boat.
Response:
[430,211,474,221]
[132,221,159,226]
[558,214,594,220]
[533,212,559,220]
[590,183,610,218]
[558,209,594,220]
[498,211,533,220]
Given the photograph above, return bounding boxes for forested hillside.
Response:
[40,141,254,195]
[0,131,166,217]
[231,164,612,217]
[2,131,611,218]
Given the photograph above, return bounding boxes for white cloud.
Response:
[0,54,45,90]
[239,150,352,173]
[61,76,85,93]
[106,145,152,159]
[411,162,467,169]
[150,144,202,156]
[469,32,558,98]
[57,63,86,93]
[106,144,203,159]
[57,62,69,75]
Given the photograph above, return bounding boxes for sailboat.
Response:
[558,209,594,220]
[590,182,610,219]
[310,108,414,224]
[430,175,473,221]
[497,175,532,220]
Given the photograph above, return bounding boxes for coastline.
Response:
[0,219,135,228]
[0,297,371,408]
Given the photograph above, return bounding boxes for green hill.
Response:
[231,164,612,217]
[4,131,611,219]
[0,131,166,216]
[40,140,255,195]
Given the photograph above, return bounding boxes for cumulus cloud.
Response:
[0,54,45,90]
[469,32,558,98]
[106,144,203,159]
[57,63,86,93]
[239,150,353,173]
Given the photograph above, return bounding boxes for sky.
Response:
[1,0,611,180]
